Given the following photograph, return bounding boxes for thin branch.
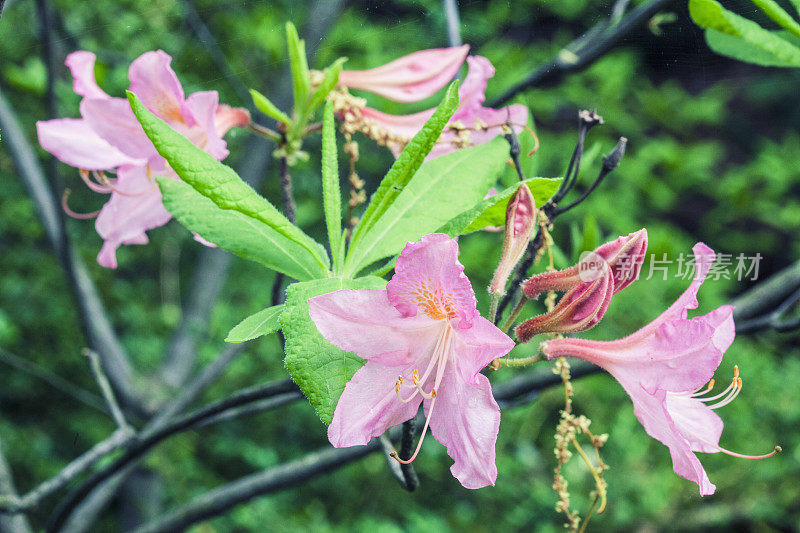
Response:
[0,428,133,514]
[84,350,130,430]
[380,419,419,491]
[0,438,32,533]
[48,344,246,532]
[729,260,800,320]
[490,0,679,107]
[0,85,144,415]
[0,348,105,412]
[271,156,296,307]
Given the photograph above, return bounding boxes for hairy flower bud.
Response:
[489,183,537,296]
[515,268,614,341]
[522,229,647,300]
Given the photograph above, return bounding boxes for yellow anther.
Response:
[431,389,437,398]
[707,379,715,391]
[737,377,742,388]
[412,369,420,385]
[734,365,739,378]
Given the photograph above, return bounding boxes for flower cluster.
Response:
[37,50,249,267]
[331,46,528,159]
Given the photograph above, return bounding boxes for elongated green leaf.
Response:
[225,304,284,343]
[690,0,800,66]
[345,137,507,274]
[127,92,330,272]
[750,0,800,38]
[308,58,347,115]
[322,101,344,274]
[281,276,387,424]
[705,28,799,65]
[158,178,325,280]
[348,81,460,253]
[250,89,292,125]
[438,177,562,236]
[286,22,310,118]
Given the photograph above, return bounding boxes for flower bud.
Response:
[522,228,647,300]
[338,45,469,103]
[489,183,537,296]
[516,268,614,342]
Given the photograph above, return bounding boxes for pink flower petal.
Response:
[214,104,250,137]
[180,91,229,160]
[386,233,478,328]
[426,368,500,489]
[625,387,717,495]
[36,118,143,170]
[451,315,515,380]
[327,360,422,447]
[94,165,171,268]
[65,51,108,100]
[339,45,469,103]
[309,288,440,367]
[665,394,724,453]
[128,50,185,124]
[80,97,156,161]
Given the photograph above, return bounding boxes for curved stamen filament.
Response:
[709,377,742,409]
[716,444,781,460]
[79,169,112,194]
[62,190,101,219]
[391,328,452,466]
[696,378,736,402]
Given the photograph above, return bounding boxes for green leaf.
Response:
[690,0,800,66]
[127,91,330,273]
[280,276,387,424]
[225,305,284,343]
[750,0,800,39]
[322,101,344,275]
[308,57,347,115]
[439,177,562,236]
[250,89,292,125]
[347,81,460,255]
[286,21,310,120]
[345,137,508,274]
[158,178,325,281]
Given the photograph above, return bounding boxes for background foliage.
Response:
[1,0,798,530]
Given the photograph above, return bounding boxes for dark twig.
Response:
[271,156,296,307]
[730,260,800,320]
[735,286,800,334]
[380,419,420,491]
[553,137,627,216]
[495,111,611,321]
[491,0,679,107]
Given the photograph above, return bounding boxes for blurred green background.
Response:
[1,0,799,531]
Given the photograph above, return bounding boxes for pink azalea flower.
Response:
[334,55,528,159]
[36,50,250,268]
[308,233,515,489]
[541,243,779,495]
[338,45,469,103]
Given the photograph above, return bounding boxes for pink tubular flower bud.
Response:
[522,229,647,300]
[338,45,469,103]
[515,268,614,342]
[489,183,536,296]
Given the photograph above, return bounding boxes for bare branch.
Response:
[0,428,133,514]
[0,438,32,533]
[84,350,130,430]
[490,0,679,107]
[729,260,800,321]
[0,85,144,415]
